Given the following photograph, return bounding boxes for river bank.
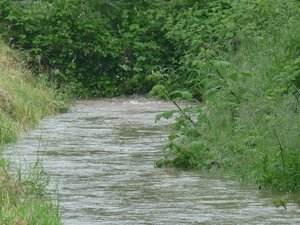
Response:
[0,39,66,224]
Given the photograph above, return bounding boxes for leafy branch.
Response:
[149,85,200,131]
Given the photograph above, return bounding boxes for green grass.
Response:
[0,39,65,224]
[0,157,62,225]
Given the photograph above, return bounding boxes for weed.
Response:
[151,25,300,192]
[273,198,287,210]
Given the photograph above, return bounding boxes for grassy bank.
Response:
[0,39,65,224]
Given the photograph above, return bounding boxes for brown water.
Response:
[5,97,300,224]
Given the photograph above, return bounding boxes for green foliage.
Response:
[151,0,300,192]
[273,198,287,210]
[0,0,176,96]
[2,0,300,193]
[1,0,118,96]
[0,0,260,97]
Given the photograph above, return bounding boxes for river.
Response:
[5,97,300,224]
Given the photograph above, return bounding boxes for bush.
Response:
[150,0,300,192]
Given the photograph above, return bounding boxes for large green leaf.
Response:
[155,110,177,122]
[170,90,193,100]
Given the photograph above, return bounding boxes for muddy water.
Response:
[5,97,300,224]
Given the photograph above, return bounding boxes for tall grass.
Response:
[0,39,67,140]
[0,157,62,224]
[225,19,300,190]
[0,39,65,224]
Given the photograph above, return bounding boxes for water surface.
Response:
[5,97,300,224]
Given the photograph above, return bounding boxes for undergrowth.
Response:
[151,0,300,193]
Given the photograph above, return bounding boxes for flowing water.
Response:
[5,97,300,224]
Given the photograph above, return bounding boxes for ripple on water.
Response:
[4,97,300,225]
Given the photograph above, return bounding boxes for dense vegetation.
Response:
[1,0,300,193]
[0,0,268,97]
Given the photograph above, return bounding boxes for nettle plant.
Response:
[151,55,251,168]
[152,53,300,192]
